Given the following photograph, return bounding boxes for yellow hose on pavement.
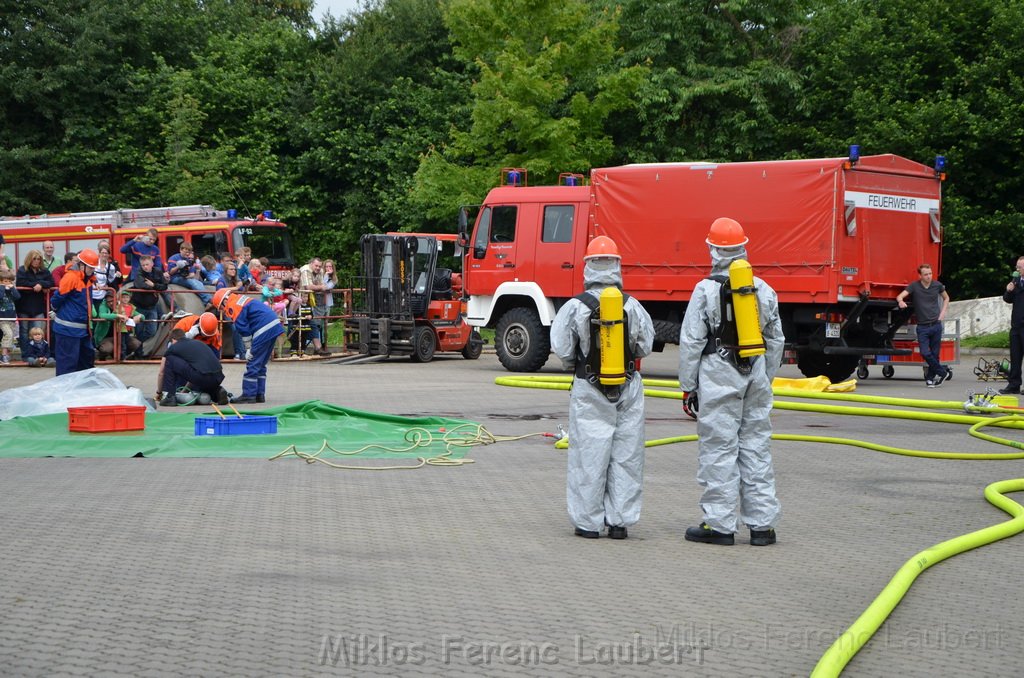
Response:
[496,373,1024,674]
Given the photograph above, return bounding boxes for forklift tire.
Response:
[461,331,483,360]
[495,307,550,372]
[410,326,436,363]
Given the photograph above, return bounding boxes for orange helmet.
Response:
[706,217,748,247]
[211,287,232,310]
[584,235,620,260]
[77,248,100,268]
[198,312,219,336]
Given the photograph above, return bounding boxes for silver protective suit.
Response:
[677,245,785,533]
[551,258,655,533]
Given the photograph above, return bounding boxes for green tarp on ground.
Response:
[0,400,478,459]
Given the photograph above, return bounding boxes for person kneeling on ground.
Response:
[156,328,228,407]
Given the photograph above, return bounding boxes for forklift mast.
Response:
[359,234,439,318]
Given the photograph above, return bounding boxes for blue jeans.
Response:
[135,306,160,344]
[916,322,948,382]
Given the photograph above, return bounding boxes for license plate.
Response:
[825,322,841,338]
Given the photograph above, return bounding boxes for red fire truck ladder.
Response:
[0,205,224,231]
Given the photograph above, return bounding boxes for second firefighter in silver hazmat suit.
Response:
[678,218,785,546]
[551,236,655,539]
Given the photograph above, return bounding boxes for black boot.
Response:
[750,528,777,546]
[684,522,734,545]
[607,525,628,540]
[573,527,599,539]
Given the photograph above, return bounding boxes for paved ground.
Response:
[0,349,1021,676]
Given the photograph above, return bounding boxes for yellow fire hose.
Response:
[495,374,1024,675]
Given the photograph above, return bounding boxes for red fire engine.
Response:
[459,151,946,382]
[0,205,295,272]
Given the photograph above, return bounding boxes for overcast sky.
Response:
[313,0,364,21]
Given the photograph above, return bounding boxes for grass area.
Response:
[961,331,1009,349]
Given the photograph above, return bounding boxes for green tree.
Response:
[411,0,647,222]
[788,0,1024,298]
[609,0,809,164]
[296,0,468,273]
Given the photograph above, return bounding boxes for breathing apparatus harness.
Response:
[573,289,636,403]
[702,258,766,375]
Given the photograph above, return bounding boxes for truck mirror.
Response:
[458,209,470,248]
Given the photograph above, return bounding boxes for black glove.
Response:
[682,390,699,419]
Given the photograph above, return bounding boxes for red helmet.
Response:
[198,312,219,336]
[584,235,620,260]
[77,248,100,268]
[706,217,748,247]
[211,287,232,309]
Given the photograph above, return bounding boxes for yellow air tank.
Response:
[598,287,626,385]
[729,259,766,358]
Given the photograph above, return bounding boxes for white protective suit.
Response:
[551,258,655,533]
[677,244,785,534]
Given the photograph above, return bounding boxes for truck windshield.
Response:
[232,225,294,267]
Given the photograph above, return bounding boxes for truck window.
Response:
[189,232,223,261]
[473,208,492,258]
[491,206,517,243]
[542,205,574,243]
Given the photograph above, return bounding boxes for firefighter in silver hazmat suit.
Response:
[678,218,785,546]
[551,236,655,539]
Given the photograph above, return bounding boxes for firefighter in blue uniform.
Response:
[211,287,284,404]
[51,248,99,376]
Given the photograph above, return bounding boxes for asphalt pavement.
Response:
[0,347,1021,676]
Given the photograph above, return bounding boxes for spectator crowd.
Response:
[0,235,341,369]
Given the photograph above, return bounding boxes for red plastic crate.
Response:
[67,405,147,433]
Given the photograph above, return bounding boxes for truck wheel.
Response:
[410,326,435,363]
[461,330,483,360]
[652,319,681,345]
[882,365,894,379]
[495,307,550,372]
[797,351,859,383]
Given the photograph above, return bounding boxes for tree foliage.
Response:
[411,0,647,222]
[0,0,1021,296]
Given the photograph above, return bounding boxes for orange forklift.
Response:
[344,233,483,362]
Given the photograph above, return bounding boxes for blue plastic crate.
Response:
[194,415,278,436]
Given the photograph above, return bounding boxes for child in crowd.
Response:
[235,247,252,283]
[96,289,144,360]
[22,326,55,367]
[261,276,288,315]
[200,255,222,289]
[282,268,303,316]
[0,269,20,365]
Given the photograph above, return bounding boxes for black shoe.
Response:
[684,522,734,545]
[232,395,258,404]
[941,367,953,384]
[607,525,628,540]
[750,528,777,546]
[574,527,599,539]
[159,396,177,407]
[998,386,1020,395]
[215,387,229,406]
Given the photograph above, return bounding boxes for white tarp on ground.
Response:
[0,367,153,420]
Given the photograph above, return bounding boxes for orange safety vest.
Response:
[173,314,223,353]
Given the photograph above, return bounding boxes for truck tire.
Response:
[461,330,483,360]
[797,351,859,383]
[652,319,681,345]
[410,326,436,363]
[495,307,550,372]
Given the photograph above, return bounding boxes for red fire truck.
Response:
[0,205,295,272]
[459,152,946,382]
